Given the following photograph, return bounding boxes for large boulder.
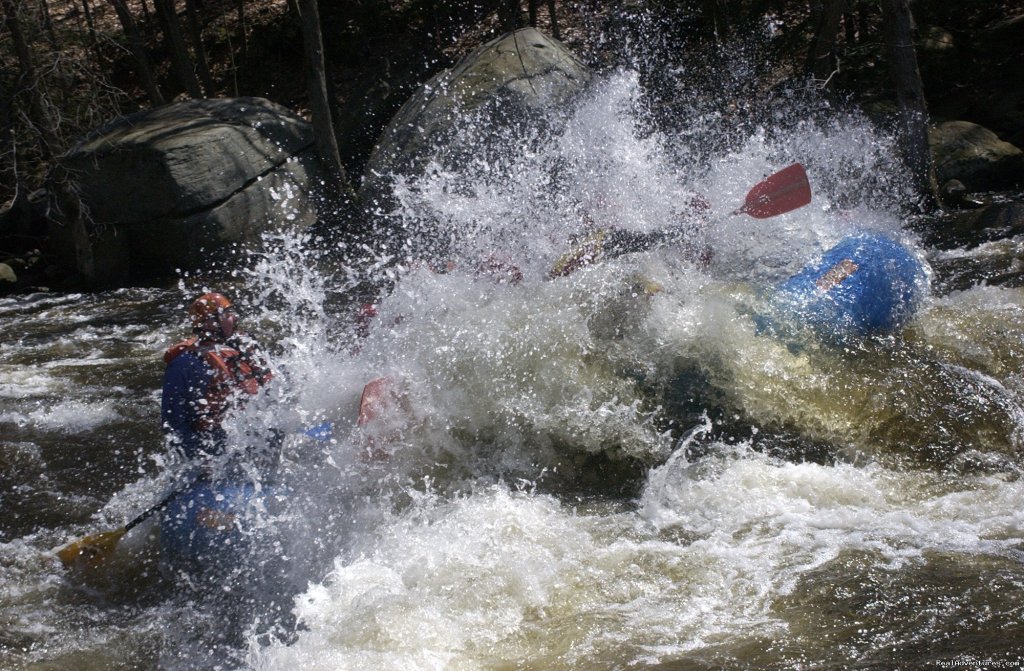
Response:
[929,120,1024,192]
[918,201,1024,250]
[50,97,324,285]
[359,27,591,221]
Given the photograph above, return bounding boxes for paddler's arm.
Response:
[549,226,712,278]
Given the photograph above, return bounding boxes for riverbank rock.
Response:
[359,27,591,237]
[929,120,1024,192]
[909,200,1024,292]
[914,200,1024,250]
[50,97,325,286]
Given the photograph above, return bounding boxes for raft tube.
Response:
[765,233,927,344]
[159,479,280,572]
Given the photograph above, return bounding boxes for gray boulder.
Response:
[359,28,591,217]
[916,200,1024,251]
[51,97,324,284]
[929,120,1024,191]
[925,201,1024,292]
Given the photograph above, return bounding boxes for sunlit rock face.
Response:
[358,27,592,255]
[929,120,1024,192]
[52,97,324,285]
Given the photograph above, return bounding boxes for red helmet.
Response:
[188,292,233,327]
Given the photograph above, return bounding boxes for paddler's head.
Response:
[188,292,238,341]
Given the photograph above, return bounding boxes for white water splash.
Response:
[234,68,1023,668]
[252,452,1024,670]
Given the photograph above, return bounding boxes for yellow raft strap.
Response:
[549,229,609,278]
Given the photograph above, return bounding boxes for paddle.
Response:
[56,484,189,570]
[356,376,411,460]
[550,163,812,277]
[54,419,337,570]
[358,377,399,426]
[732,162,811,218]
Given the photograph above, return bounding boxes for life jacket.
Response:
[164,337,273,431]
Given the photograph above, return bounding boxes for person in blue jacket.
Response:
[161,292,273,463]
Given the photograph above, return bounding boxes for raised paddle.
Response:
[550,163,813,277]
[56,485,189,570]
[732,162,812,218]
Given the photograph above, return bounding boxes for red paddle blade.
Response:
[736,163,812,218]
[357,377,398,426]
[357,376,411,461]
[356,376,407,426]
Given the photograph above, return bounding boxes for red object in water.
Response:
[736,163,812,219]
[357,376,404,426]
[354,303,378,339]
[475,254,523,285]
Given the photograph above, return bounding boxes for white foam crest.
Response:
[641,445,1024,568]
[220,231,369,437]
[550,72,699,233]
[254,487,767,670]
[397,71,713,279]
[253,451,1024,670]
[0,366,66,399]
[252,487,598,670]
[0,398,120,432]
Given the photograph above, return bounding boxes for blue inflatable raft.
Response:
[159,479,281,572]
[763,233,927,344]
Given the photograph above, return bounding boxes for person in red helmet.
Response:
[161,292,273,464]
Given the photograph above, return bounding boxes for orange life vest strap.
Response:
[164,338,272,432]
[164,337,198,365]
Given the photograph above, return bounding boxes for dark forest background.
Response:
[2,0,1023,284]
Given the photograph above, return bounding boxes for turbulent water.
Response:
[3,70,1024,671]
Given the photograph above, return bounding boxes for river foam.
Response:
[252,449,1024,670]
[3,60,1023,670]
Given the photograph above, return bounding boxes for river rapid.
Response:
[2,71,1024,670]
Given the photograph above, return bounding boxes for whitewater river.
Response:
[3,72,1024,670]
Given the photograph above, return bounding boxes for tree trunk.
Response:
[858,2,869,40]
[80,0,102,62]
[702,0,730,42]
[236,0,248,64]
[3,0,61,157]
[153,0,203,98]
[806,0,845,83]
[546,0,559,39]
[39,0,59,48]
[107,0,165,105]
[880,0,939,210]
[185,0,216,95]
[843,8,857,45]
[498,0,520,33]
[298,0,346,184]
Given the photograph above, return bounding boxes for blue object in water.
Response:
[303,421,334,441]
[160,479,277,571]
[767,233,927,343]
